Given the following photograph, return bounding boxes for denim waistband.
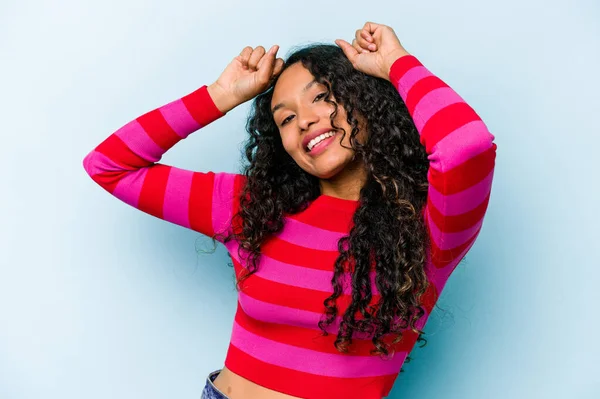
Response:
[201,369,228,399]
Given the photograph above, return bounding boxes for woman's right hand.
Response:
[208,45,284,113]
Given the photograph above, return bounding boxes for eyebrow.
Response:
[271,79,319,114]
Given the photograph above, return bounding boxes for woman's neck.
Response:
[318,158,367,201]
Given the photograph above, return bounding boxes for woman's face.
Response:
[271,62,367,180]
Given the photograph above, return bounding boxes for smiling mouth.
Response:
[304,130,339,153]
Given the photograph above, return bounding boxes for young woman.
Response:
[83,22,496,399]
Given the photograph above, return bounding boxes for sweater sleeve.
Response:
[389,55,497,278]
[82,85,244,242]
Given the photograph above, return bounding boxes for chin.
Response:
[304,156,353,179]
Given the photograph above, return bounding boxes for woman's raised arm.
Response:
[337,22,497,283]
[83,46,284,240]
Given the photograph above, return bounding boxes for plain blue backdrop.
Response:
[1,0,598,398]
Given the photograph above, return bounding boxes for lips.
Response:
[301,128,337,152]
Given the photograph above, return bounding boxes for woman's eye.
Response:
[281,93,326,126]
[314,92,327,101]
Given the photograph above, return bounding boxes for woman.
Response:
[83,22,496,399]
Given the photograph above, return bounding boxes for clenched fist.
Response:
[208,45,285,113]
[335,22,410,81]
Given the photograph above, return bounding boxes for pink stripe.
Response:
[425,207,483,251]
[111,168,149,208]
[395,65,431,99]
[83,151,124,176]
[162,167,193,228]
[237,292,426,340]
[276,217,345,251]
[426,244,473,293]
[114,120,164,162]
[230,320,407,378]
[239,291,334,332]
[428,169,494,216]
[411,87,465,132]
[160,98,202,139]
[211,172,237,236]
[225,240,378,295]
[428,120,494,172]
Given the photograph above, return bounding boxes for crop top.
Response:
[83,55,497,398]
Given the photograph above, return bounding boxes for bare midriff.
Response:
[212,366,303,399]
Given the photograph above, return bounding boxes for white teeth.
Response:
[307,131,336,151]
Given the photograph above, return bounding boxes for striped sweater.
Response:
[83,55,496,398]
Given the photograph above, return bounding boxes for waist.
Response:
[222,343,397,399]
[212,366,301,399]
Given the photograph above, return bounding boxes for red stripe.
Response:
[234,304,420,356]
[405,75,448,115]
[234,259,381,315]
[420,102,482,152]
[428,145,496,196]
[189,171,215,237]
[90,171,122,194]
[137,164,170,218]
[136,108,182,151]
[287,205,355,233]
[95,134,148,169]
[261,236,341,270]
[225,344,397,399]
[428,225,481,269]
[428,191,491,233]
[181,86,225,127]
[389,55,422,84]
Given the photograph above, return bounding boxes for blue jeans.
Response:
[201,369,229,399]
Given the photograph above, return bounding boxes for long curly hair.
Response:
[217,43,431,363]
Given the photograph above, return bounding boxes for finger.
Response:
[360,29,373,43]
[248,46,266,70]
[363,21,383,35]
[355,29,372,46]
[335,39,359,62]
[239,46,253,68]
[355,29,376,52]
[256,45,278,71]
[256,45,273,70]
[352,38,368,54]
[272,58,284,77]
[256,45,278,83]
[360,29,377,51]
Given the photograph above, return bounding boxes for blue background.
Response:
[1,0,598,397]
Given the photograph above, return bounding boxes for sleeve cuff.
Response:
[181,85,226,128]
[389,55,423,86]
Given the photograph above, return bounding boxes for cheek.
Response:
[280,134,298,154]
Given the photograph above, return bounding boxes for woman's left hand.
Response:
[335,22,410,81]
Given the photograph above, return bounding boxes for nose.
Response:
[297,106,320,131]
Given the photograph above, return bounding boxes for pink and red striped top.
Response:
[83,55,496,398]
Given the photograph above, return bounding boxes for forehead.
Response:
[271,63,319,104]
